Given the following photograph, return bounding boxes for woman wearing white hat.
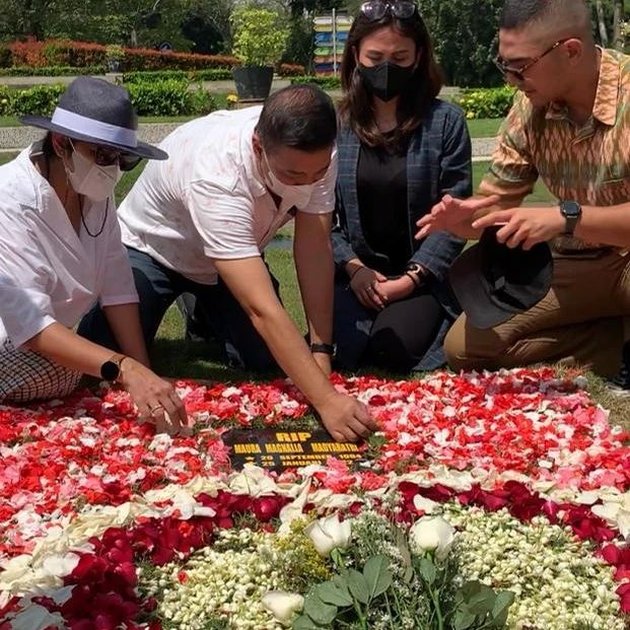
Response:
[0,76,188,433]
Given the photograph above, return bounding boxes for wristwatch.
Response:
[310,342,336,356]
[559,200,582,235]
[100,354,127,383]
[404,262,424,288]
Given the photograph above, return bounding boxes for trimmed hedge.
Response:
[290,75,341,90]
[4,39,239,72]
[0,81,216,117]
[125,79,215,116]
[0,65,106,76]
[455,86,515,119]
[123,68,233,83]
[0,85,66,116]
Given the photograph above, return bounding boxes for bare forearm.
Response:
[103,303,150,366]
[24,322,116,377]
[574,204,630,248]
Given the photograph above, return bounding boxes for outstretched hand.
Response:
[472,205,565,250]
[120,358,191,435]
[317,391,379,442]
[415,194,501,240]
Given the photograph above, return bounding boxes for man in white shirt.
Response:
[81,85,376,441]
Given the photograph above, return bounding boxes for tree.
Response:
[418,0,504,88]
[0,0,59,40]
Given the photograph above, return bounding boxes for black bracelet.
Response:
[310,342,335,356]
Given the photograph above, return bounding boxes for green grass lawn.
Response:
[466,118,503,138]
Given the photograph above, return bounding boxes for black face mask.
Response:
[358,61,415,102]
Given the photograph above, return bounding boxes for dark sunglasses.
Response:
[86,143,143,172]
[360,0,417,21]
[494,38,571,82]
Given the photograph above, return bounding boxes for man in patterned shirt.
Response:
[416,0,630,387]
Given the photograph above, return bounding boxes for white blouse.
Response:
[0,143,138,348]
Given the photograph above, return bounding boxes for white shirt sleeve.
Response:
[0,237,56,348]
[298,149,338,215]
[188,177,261,260]
[98,203,139,307]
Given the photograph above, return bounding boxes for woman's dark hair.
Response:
[339,7,443,149]
[256,84,337,154]
[41,132,56,158]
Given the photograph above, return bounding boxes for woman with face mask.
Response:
[0,77,189,434]
[332,1,472,372]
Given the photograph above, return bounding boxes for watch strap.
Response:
[310,343,335,356]
[560,200,582,235]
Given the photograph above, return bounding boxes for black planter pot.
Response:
[232,65,274,100]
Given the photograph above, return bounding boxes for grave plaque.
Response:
[222,428,364,471]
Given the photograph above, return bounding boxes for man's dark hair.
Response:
[256,84,337,153]
[500,0,591,34]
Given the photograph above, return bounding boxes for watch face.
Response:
[100,360,120,381]
[561,201,581,218]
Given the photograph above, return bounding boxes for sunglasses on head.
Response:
[360,0,417,21]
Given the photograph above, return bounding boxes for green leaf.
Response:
[452,608,477,630]
[394,527,414,583]
[314,581,354,608]
[460,581,496,615]
[303,593,338,626]
[363,555,392,599]
[304,591,337,626]
[292,614,325,630]
[491,590,515,625]
[347,568,370,605]
[418,556,437,586]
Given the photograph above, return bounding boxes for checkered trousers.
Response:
[0,338,82,403]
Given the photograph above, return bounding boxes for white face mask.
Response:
[261,150,317,209]
[65,141,121,202]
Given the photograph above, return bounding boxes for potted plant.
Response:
[105,44,125,73]
[230,5,289,100]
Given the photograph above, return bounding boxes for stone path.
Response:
[0,124,497,157]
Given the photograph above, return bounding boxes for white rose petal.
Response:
[262,591,304,626]
[409,515,455,560]
[304,514,352,557]
[10,604,65,630]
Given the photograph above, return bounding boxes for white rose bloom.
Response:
[261,591,304,626]
[304,514,352,557]
[409,515,455,560]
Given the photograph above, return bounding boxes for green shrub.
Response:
[125,79,215,116]
[0,86,11,114]
[7,84,66,116]
[231,6,289,66]
[0,81,215,117]
[455,86,515,119]
[122,68,232,84]
[290,75,341,90]
[0,44,12,68]
[0,65,106,76]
